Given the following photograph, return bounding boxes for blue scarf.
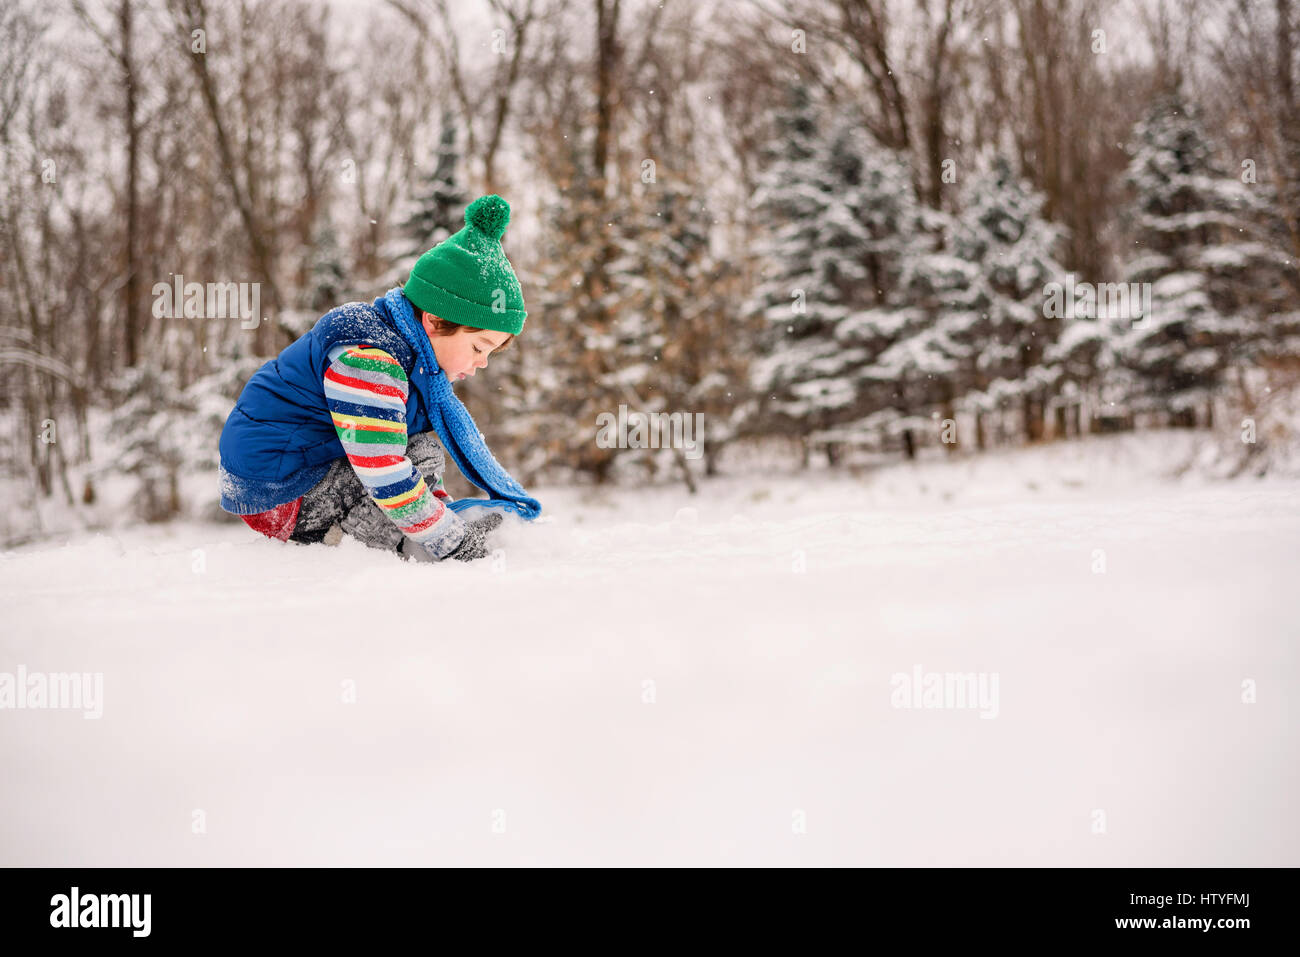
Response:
[384,286,542,521]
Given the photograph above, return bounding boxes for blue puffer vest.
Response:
[218,292,433,515]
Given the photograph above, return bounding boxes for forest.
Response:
[2,0,1297,539]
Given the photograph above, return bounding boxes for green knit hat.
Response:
[403,194,527,335]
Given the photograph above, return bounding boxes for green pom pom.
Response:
[465,194,510,240]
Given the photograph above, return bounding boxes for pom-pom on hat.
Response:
[403,194,527,336]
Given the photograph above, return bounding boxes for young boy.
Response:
[218,194,541,562]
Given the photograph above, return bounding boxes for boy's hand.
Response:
[443,511,504,562]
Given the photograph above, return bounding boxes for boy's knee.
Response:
[293,458,366,540]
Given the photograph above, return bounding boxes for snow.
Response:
[1151,270,1206,301]
[1047,319,1105,359]
[2,433,1298,866]
[1197,242,1291,271]
[836,307,916,342]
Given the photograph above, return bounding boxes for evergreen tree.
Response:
[103,365,196,523]
[745,88,922,461]
[876,156,1065,452]
[527,172,628,482]
[398,111,470,261]
[953,156,1066,443]
[870,235,979,455]
[307,222,347,313]
[605,182,755,481]
[1110,94,1294,426]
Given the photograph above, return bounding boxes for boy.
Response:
[218,194,541,562]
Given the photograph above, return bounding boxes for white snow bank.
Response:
[2,433,1298,865]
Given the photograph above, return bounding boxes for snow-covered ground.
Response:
[3,432,1298,866]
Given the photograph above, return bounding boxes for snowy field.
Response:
[3,432,1298,866]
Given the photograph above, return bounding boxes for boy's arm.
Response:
[323,343,467,559]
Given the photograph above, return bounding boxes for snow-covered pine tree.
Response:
[952,156,1067,444]
[398,111,471,262]
[306,222,347,313]
[603,181,754,481]
[812,131,929,461]
[881,155,1065,452]
[1044,313,1106,440]
[876,231,980,456]
[1111,93,1294,427]
[745,87,916,464]
[527,174,630,482]
[529,177,729,486]
[103,365,197,523]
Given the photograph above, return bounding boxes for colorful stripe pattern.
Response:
[323,343,465,557]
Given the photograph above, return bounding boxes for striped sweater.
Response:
[323,343,466,558]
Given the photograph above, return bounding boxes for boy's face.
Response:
[421,314,512,381]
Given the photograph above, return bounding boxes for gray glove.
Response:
[442,511,504,562]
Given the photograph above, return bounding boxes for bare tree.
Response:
[71,0,145,366]
[387,0,541,194]
[166,0,281,354]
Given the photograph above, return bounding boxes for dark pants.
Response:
[287,431,448,551]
